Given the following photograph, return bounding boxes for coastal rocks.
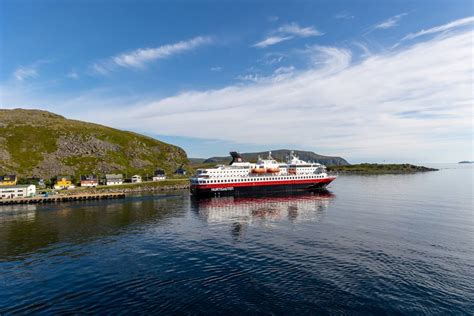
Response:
[58,135,119,157]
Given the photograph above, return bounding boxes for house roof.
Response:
[56,176,71,180]
[81,175,98,180]
[0,175,17,181]
[155,169,165,175]
[106,174,123,179]
[0,185,35,189]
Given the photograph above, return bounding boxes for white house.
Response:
[0,185,36,199]
[131,175,142,183]
[105,174,123,186]
[153,169,166,181]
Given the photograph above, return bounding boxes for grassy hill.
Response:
[203,149,349,166]
[0,109,189,179]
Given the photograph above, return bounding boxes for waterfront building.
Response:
[153,169,166,181]
[0,175,17,186]
[54,176,74,190]
[80,175,99,187]
[131,175,142,183]
[105,174,123,185]
[0,185,36,199]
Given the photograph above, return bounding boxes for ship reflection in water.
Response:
[192,191,334,235]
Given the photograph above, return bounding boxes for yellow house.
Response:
[54,176,74,190]
[0,175,17,186]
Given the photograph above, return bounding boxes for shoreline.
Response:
[60,179,190,195]
[327,163,439,175]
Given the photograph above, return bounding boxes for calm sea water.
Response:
[1,164,473,314]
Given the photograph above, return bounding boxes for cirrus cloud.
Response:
[91,36,213,74]
[254,22,323,48]
[105,22,472,161]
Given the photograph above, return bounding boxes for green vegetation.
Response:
[327,163,438,174]
[0,109,190,179]
[4,125,58,174]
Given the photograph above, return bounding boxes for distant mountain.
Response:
[458,161,474,164]
[188,158,206,164]
[0,109,189,179]
[203,149,349,166]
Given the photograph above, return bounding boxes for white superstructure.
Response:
[190,151,336,197]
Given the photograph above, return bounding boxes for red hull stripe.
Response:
[192,177,335,189]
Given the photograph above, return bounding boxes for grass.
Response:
[327,163,438,174]
[0,109,190,178]
[4,125,58,173]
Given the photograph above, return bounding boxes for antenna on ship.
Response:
[268,151,272,160]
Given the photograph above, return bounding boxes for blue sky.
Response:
[1,0,473,162]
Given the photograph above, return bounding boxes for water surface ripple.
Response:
[0,164,473,314]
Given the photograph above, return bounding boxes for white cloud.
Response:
[277,23,323,37]
[210,66,222,72]
[263,53,286,65]
[374,13,407,29]
[104,26,471,161]
[237,65,296,83]
[91,36,212,74]
[2,19,473,162]
[335,12,354,20]
[254,22,323,48]
[13,66,38,81]
[267,16,279,22]
[67,70,79,79]
[254,36,293,48]
[402,16,474,40]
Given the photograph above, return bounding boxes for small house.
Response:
[131,175,142,183]
[38,179,45,188]
[174,167,186,176]
[80,175,99,187]
[0,175,17,186]
[0,185,36,199]
[153,169,166,181]
[105,174,123,186]
[54,176,74,190]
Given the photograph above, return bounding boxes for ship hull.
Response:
[191,178,335,197]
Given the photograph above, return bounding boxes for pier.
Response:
[0,192,126,205]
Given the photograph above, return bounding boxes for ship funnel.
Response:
[229,152,243,165]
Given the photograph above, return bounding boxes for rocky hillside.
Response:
[0,109,189,179]
[203,149,349,166]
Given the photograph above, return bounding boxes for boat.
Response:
[190,151,337,197]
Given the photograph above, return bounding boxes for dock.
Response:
[0,192,126,205]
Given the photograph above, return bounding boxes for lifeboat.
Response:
[251,167,266,174]
[266,167,280,173]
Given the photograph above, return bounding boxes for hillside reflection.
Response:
[0,194,185,260]
[192,191,335,228]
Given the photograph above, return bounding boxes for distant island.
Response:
[327,164,438,174]
[192,152,438,175]
[458,161,474,164]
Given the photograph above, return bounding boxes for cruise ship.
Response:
[190,151,336,197]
